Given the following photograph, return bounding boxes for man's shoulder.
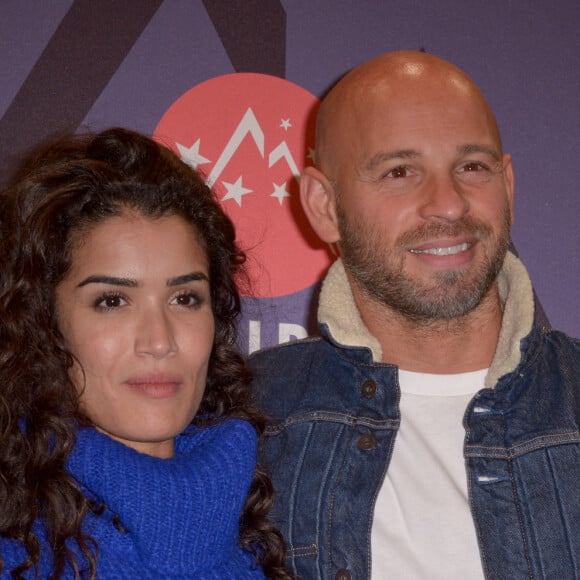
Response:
[248,337,328,387]
[535,328,580,423]
[248,335,326,371]
[538,328,580,362]
[248,336,332,412]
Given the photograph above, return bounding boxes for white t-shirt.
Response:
[371,369,487,579]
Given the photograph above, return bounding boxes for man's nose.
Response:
[418,173,470,222]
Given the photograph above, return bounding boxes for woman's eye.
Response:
[95,294,126,309]
[171,292,201,308]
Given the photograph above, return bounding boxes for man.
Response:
[249,51,580,579]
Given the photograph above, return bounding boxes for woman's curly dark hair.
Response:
[0,128,293,579]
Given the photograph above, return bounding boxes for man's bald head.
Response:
[315,51,502,178]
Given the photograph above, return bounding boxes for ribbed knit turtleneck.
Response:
[0,419,266,579]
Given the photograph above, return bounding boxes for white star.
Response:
[280,118,292,130]
[271,182,291,206]
[176,139,211,169]
[306,147,316,163]
[221,176,253,207]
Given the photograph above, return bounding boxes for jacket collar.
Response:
[318,251,535,388]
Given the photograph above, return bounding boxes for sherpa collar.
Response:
[318,252,535,388]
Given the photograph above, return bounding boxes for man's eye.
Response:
[387,166,409,178]
[461,162,488,172]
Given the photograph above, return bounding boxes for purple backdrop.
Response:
[1,0,578,347]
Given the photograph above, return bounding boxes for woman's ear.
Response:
[300,166,340,244]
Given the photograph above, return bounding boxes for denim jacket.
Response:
[250,254,580,579]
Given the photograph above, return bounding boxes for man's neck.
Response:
[352,284,503,374]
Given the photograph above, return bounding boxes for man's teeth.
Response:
[411,242,470,256]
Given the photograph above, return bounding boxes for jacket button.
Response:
[357,434,377,451]
[361,379,377,398]
[335,569,352,580]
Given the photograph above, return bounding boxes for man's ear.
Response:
[503,153,515,224]
[300,166,340,243]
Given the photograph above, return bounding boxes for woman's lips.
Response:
[124,374,183,398]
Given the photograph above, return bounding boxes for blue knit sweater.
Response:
[0,419,266,578]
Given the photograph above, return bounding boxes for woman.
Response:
[0,128,292,579]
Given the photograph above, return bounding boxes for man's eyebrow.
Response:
[458,144,502,162]
[365,149,421,171]
[77,275,137,288]
[168,272,209,286]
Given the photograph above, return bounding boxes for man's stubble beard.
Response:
[337,203,511,323]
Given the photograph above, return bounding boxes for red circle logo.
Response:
[154,73,330,298]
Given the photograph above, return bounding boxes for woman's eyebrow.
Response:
[76,272,209,288]
[167,272,209,286]
[77,275,137,288]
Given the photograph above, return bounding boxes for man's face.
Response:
[329,81,514,321]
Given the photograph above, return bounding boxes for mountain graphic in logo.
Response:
[154,73,331,298]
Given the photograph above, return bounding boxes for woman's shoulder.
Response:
[0,523,53,579]
[176,416,258,454]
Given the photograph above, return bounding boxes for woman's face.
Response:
[56,212,215,458]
